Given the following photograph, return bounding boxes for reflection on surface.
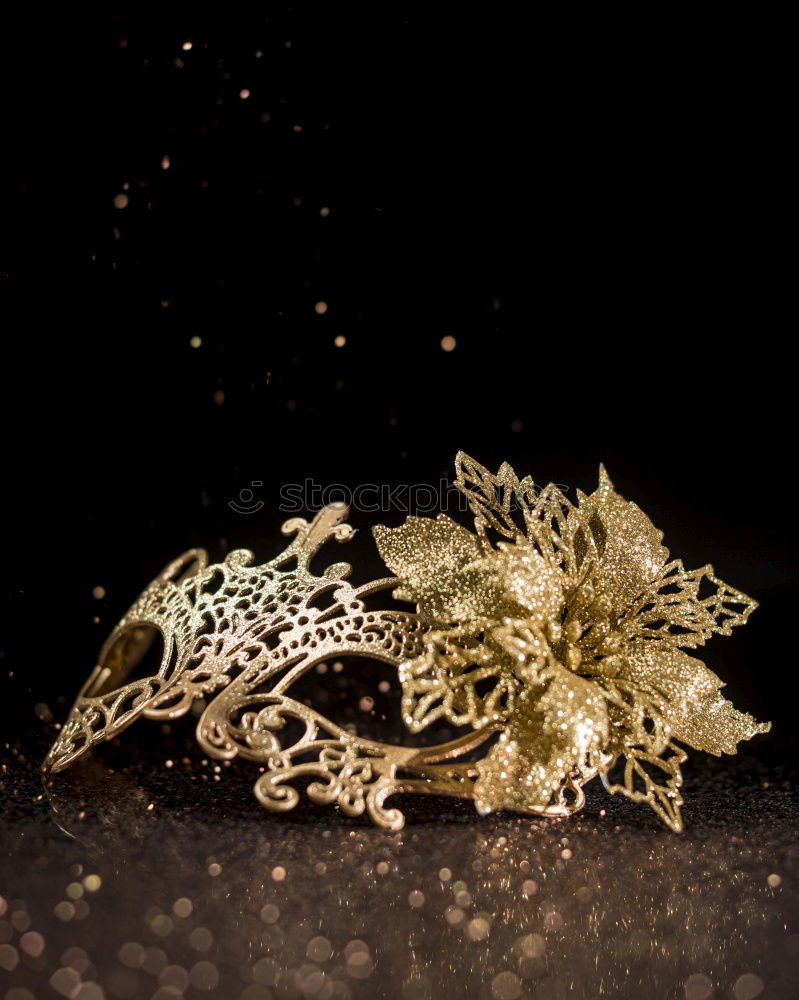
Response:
[1,747,798,1000]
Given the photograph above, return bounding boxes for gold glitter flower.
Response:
[374,453,770,830]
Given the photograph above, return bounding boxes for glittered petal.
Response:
[474,664,608,814]
[454,453,590,580]
[373,515,487,621]
[619,560,759,649]
[398,622,524,732]
[675,693,771,755]
[374,517,564,625]
[620,645,770,755]
[601,742,686,832]
[477,545,564,626]
[577,467,669,617]
[454,451,535,541]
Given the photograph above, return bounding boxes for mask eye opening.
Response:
[84,624,168,698]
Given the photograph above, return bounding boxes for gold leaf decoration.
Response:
[474,663,608,815]
[619,645,769,755]
[601,742,687,832]
[373,516,564,626]
[619,560,758,648]
[574,466,669,618]
[398,620,527,732]
[375,453,770,831]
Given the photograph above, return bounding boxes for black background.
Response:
[2,9,794,758]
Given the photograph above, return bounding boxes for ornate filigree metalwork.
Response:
[46,454,770,832]
[44,503,496,828]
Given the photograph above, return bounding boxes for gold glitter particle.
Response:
[6,986,35,1000]
[465,917,490,941]
[315,300,328,315]
[345,950,373,979]
[190,960,220,990]
[334,335,346,347]
[160,965,190,993]
[306,936,332,962]
[190,336,202,348]
[519,933,546,958]
[188,927,214,952]
[271,866,286,882]
[54,901,75,921]
[767,873,782,887]
[173,897,193,918]
[440,335,457,352]
[408,890,425,908]
[260,903,279,924]
[491,971,522,1000]
[0,944,19,971]
[543,910,564,932]
[252,958,280,985]
[50,967,81,995]
[92,586,105,600]
[734,974,765,1000]
[445,906,465,927]
[684,973,714,1000]
[19,931,45,957]
[344,940,369,959]
[142,946,168,975]
[439,867,452,881]
[150,914,174,937]
[61,947,90,973]
[118,942,145,968]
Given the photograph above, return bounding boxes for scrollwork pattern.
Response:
[45,503,496,829]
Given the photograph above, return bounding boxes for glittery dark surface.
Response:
[3,9,797,1000]
[2,727,798,1000]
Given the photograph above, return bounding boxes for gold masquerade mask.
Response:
[45,454,769,831]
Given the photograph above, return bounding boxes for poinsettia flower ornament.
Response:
[374,453,769,830]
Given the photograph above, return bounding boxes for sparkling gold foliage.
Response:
[374,452,769,831]
[48,454,769,833]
